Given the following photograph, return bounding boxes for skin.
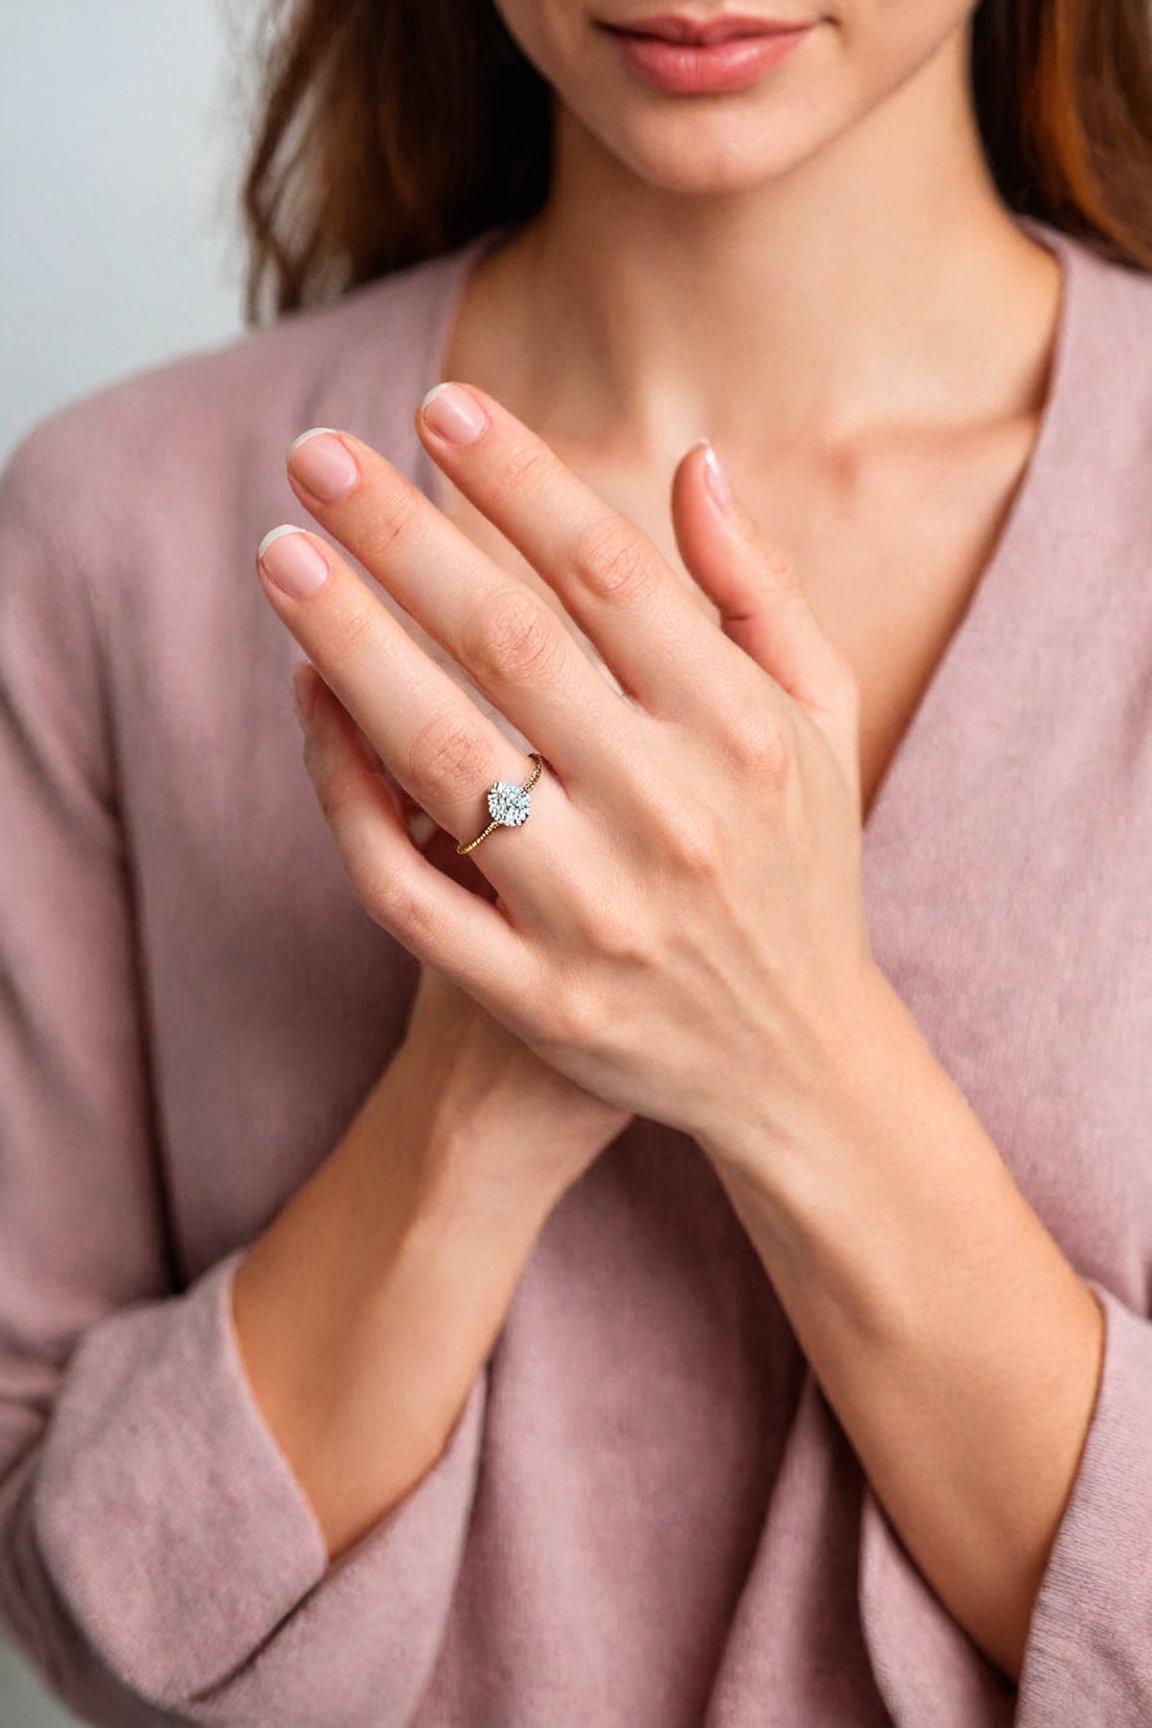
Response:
[236,0,1107,1687]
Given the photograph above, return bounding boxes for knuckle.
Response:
[365,871,445,949]
[565,882,647,965]
[571,518,658,605]
[484,440,555,510]
[539,975,600,1052]
[406,709,493,801]
[325,601,382,665]
[468,590,566,687]
[723,714,789,779]
[364,487,423,563]
[661,805,726,879]
[593,905,647,964]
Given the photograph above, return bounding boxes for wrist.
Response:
[698,963,1012,1321]
[425,1095,627,1229]
[694,956,908,1184]
[365,1042,619,1234]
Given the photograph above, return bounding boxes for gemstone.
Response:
[487,781,532,826]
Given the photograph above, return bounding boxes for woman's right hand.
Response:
[297,653,635,1209]
[380,804,634,1209]
[395,957,632,1199]
[295,660,632,1207]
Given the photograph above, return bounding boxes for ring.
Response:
[456,752,545,855]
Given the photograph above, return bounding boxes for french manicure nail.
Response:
[286,428,360,502]
[700,439,732,513]
[420,382,488,446]
[406,809,438,847]
[258,525,330,598]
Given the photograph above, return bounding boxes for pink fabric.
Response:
[2,213,1151,1727]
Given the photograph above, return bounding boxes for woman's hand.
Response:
[298,676,633,1199]
[397,958,635,1198]
[257,383,873,1157]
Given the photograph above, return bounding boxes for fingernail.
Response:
[406,809,437,847]
[420,382,488,446]
[286,428,360,502]
[291,662,318,730]
[700,438,732,513]
[258,525,330,598]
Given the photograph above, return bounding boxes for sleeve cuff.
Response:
[1014,1276,1152,1723]
[859,1276,1152,1727]
[31,1246,330,1706]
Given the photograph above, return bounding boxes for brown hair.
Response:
[238,0,1152,325]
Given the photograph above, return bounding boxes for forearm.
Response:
[698,966,1106,1682]
[230,1041,574,1565]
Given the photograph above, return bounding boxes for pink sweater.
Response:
[2,213,1152,1728]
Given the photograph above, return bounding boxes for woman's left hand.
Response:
[257,382,876,1155]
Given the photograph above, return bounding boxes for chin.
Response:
[574,95,846,197]
[551,17,859,197]
[494,0,982,205]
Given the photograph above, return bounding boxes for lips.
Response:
[606,12,811,44]
[601,17,813,95]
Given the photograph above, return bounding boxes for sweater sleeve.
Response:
[0,416,488,1728]
[857,1274,1152,1727]
[1011,1276,1152,1722]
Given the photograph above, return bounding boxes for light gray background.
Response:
[2,3,249,1722]
[1,0,247,466]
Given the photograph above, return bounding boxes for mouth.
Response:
[597,13,816,93]
[601,12,814,45]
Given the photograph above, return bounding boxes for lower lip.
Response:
[605,24,813,93]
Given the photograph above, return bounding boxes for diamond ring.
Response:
[456,752,545,855]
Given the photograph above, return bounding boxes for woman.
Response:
[3,0,1152,1723]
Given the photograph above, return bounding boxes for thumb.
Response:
[671,437,856,728]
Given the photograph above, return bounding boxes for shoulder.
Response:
[1016,218,1152,568]
[1061,226,1152,339]
[0,238,478,561]
[1038,219,1152,449]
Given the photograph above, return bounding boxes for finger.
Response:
[282,426,632,779]
[670,439,861,767]
[302,670,439,854]
[403,385,744,727]
[298,665,508,903]
[670,442,846,702]
[286,388,735,732]
[294,662,531,1005]
[257,523,572,871]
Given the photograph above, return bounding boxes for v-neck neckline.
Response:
[857,216,1081,839]
[413,216,1083,843]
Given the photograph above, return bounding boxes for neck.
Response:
[460,22,1061,472]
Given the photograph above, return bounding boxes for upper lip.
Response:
[606,12,812,41]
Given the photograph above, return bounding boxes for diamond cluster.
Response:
[487,782,532,827]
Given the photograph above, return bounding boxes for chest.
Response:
[427,417,1038,824]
